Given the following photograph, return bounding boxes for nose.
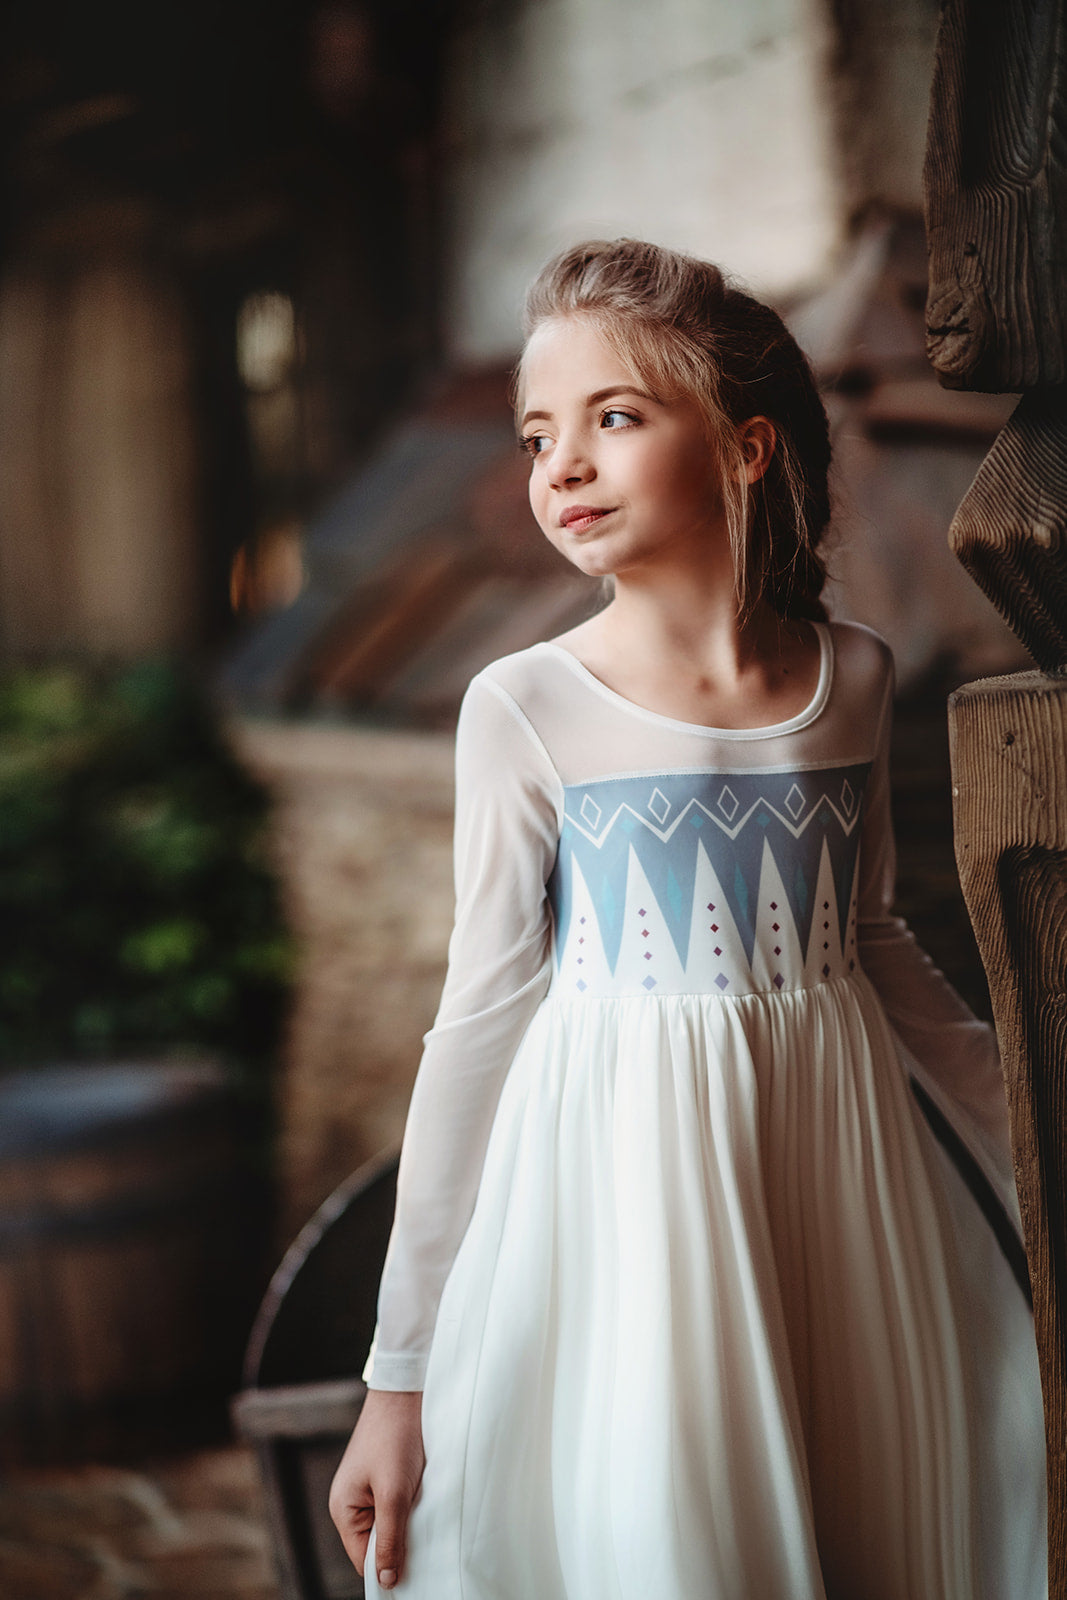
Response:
[546,428,594,489]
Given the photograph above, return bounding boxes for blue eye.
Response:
[601,409,637,430]
[519,433,549,457]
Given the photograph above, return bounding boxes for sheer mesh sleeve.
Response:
[364,674,564,1390]
[856,657,1018,1217]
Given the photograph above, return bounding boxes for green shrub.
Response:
[0,659,291,1077]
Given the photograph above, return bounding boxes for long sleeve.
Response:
[856,658,1018,1219]
[364,673,564,1390]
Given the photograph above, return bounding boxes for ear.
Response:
[740,416,776,485]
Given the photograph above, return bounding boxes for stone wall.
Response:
[442,0,842,361]
[231,720,456,1241]
[439,0,942,364]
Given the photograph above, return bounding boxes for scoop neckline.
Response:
[538,622,833,740]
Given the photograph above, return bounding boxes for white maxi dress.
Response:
[362,620,1047,1600]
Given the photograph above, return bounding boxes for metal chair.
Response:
[232,1149,398,1600]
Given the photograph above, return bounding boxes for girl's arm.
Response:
[365,670,563,1389]
[331,672,562,1587]
[855,659,1018,1218]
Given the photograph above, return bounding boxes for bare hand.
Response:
[329,1389,425,1590]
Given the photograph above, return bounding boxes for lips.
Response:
[559,505,614,532]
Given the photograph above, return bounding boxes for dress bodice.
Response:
[548,763,870,999]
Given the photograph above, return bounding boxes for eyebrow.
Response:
[520,386,657,428]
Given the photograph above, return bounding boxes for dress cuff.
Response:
[362,1336,428,1392]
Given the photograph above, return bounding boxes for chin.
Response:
[565,552,622,580]
[544,536,613,579]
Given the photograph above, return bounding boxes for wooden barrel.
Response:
[0,1060,270,1463]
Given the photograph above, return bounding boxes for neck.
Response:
[602,565,779,685]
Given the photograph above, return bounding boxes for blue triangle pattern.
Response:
[548,763,871,971]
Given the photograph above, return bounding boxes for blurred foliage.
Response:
[0,659,291,1075]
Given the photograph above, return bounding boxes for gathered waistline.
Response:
[543,970,871,1008]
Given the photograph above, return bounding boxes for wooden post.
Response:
[924,0,1067,1586]
[949,675,1067,1584]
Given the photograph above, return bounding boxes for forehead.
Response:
[521,316,642,400]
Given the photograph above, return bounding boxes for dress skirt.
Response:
[365,975,1047,1599]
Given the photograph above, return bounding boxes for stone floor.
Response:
[0,1445,279,1600]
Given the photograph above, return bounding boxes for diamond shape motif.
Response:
[822,963,831,977]
[644,952,652,960]
[716,784,739,823]
[773,973,784,989]
[707,902,715,912]
[714,973,729,990]
[647,787,671,824]
[576,979,587,991]
[579,793,602,830]
[713,946,721,956]
[642,976,657,990]
[774,946,781,956]
[840,778,855,816]
[785,782,806,819]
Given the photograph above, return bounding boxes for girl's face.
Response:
[519,316,726,581]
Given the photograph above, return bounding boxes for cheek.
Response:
[628,436,705,499]
[667,447,722,513]
[527,468,544,523]
[528,469,555,539]
[527,467,556,528]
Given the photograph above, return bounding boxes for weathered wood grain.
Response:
[949,673,1067,1588]
[924,0,1067,389]
[948,388,1067,669]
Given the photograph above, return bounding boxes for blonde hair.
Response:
[517,238,832,622]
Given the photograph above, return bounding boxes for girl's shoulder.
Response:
[826,618,895,697]
[821,621,896,757]
[466,641,575,722]
[455,644,572,775]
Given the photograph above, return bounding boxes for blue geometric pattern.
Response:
[548,764,871,972]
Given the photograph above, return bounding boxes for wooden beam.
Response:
[924,0,1067,389]
[948,388,1067,669]
[950,674,1067,1591]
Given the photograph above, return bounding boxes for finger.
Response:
[331,1503,373,1576]
[374,1490,413,1589]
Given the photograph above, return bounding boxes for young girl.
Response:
[330,238,1047,1599]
